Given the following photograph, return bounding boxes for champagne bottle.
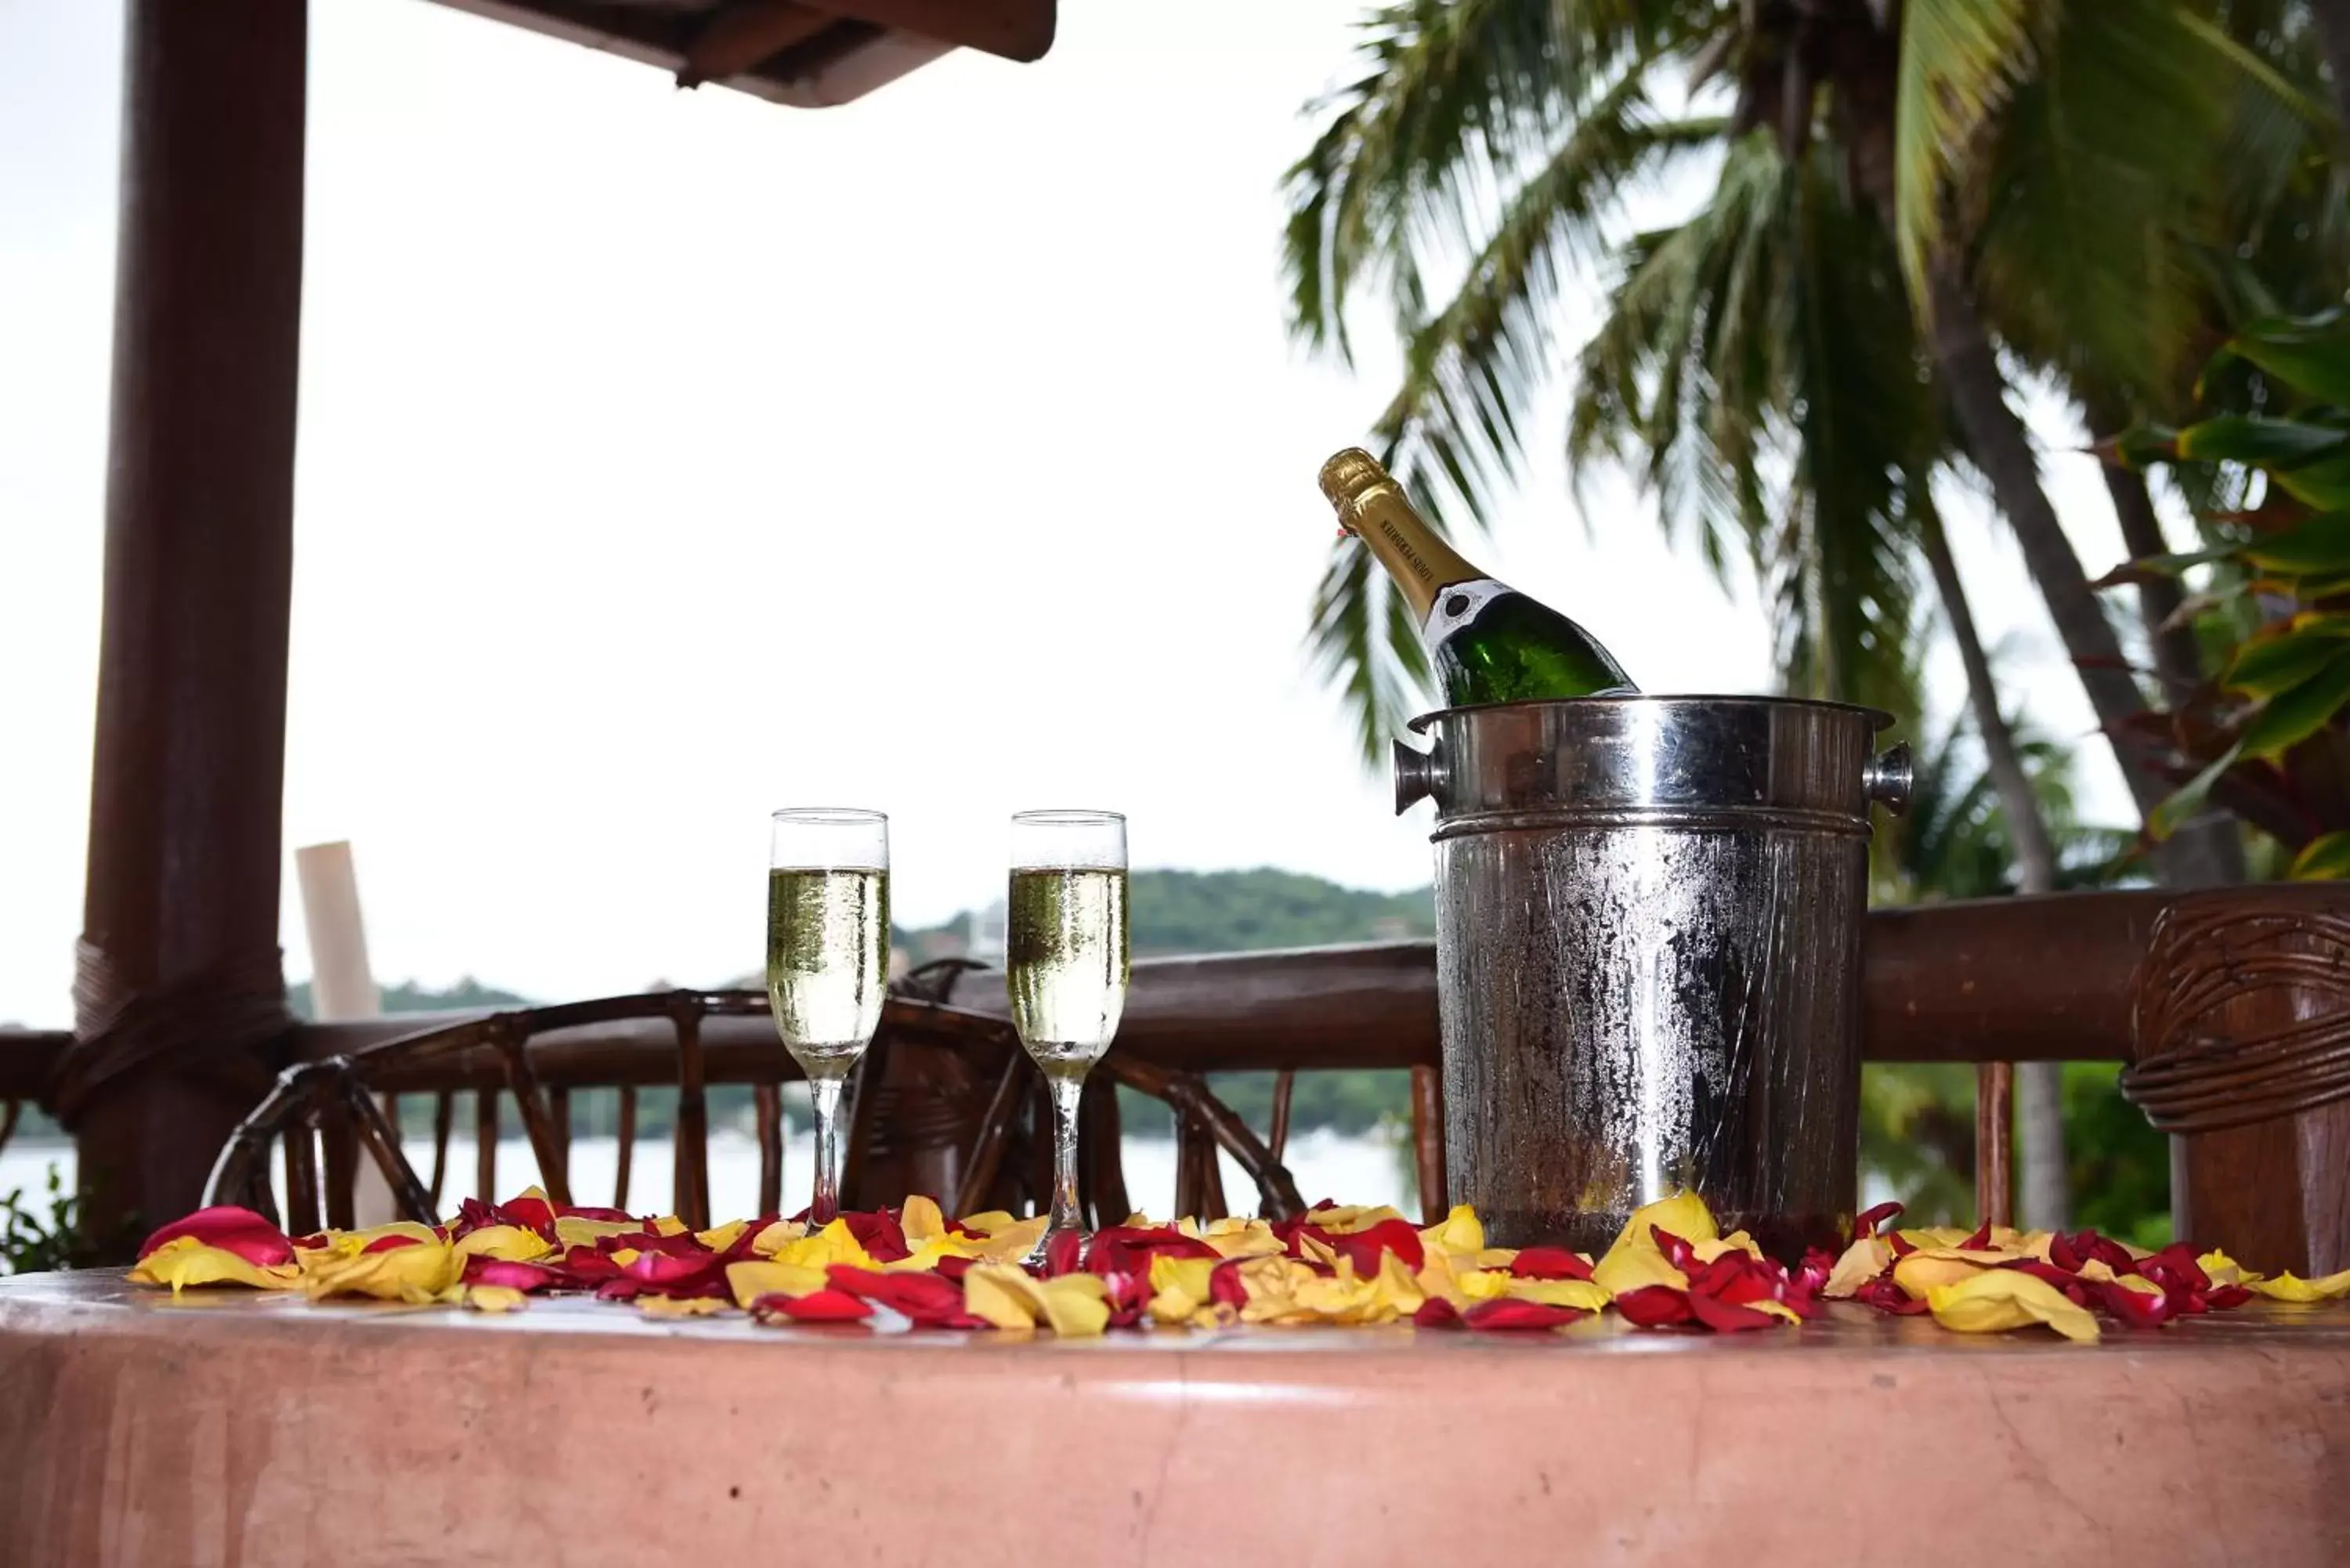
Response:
[1318,447,1637,706]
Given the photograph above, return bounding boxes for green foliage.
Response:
[2,1164,93,1275]
[1281,0,2338,758]
[2108,310,2350,858]
[1859,1064,1977,1226]
[2063,1062,2173,1250]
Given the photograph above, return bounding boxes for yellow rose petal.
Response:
[900,1195,946,1244]
[1148,1255,1217,1303]
[2246,1268,2350,1302]
[1692,1231,1765,1264]
[962,1264,1110,1336]
[555,1216,644,1249]
[1893,1253,1985,1300]
[2196,1249,2254,1288]
[126,1237,304,1295]
[302,1239,463,1304]
[1822,1235,1891,1299]
[465,1284,527,1313]
[767,1219,875,1274]
[969,1215,1050,1263]
[636,1295,727,1318]
[453,1225,552,1263]
[695,1220,750,1253]
[1198,1219,1284,1259]
[1419,1205,1485,1258]
[1504,1277,1610,1313]
[725,1259,828,1310]
[747,1219,808,1256]
[1927,1270,2100,1342]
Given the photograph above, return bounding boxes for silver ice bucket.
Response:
[1394,695,1911,1259]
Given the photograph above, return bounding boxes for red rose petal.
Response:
[1085,1225,1219,1277]
[1043,1228,1083,1279]
[1209,1259,1251,1310]
[1688,1292,1781,1333]
[1462,1298,1585,1331]
[1650,1227,1697,1271]
[464,1259,564,1292]
[1334,1219,1425,1277]
[361,1234,423,1253]
[843,1210,910,1264]
[1509,1247,1593,1281]
[1852,1277,1932,1315]
[1412,1298,1462,1328]
[1613,1285,1695,1328]
[757,1289,874,1324]
[1852,1201,1904,1244]
[2095,1281,2179,1329]
[826,1266,984,1329]
[137,1206,295,1268]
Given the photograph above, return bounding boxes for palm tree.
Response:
[1283,0,2334,1224]
[1282,1,2330,857]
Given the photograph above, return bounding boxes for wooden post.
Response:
[2128,890,2350,1276]
[60,0,306,1253]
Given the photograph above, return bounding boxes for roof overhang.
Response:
[422,0,1055,107]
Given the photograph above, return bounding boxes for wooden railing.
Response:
[8,885,2348,1272]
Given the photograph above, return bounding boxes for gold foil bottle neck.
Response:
[1318,447,1394,511]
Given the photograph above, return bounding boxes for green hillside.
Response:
[898,867,1434,961]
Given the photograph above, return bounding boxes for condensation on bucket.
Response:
[1437,821,1864,1258]
[1397,695,1907,1262]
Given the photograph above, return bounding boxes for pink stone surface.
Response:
[2,1270,2347,1565]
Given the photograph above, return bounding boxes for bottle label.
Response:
[1423,578,1510,643]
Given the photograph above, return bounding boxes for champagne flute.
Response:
[767,807,889,1227]
[1006,809,1130,1259]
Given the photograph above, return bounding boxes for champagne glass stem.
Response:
[808,1076,844,1225]
[1048,1074,1086,1237]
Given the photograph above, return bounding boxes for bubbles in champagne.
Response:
[766,867,888,1078]
[1007,867,1130,1075]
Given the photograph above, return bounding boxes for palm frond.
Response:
[1971,0,2240,405]
[1891,0,2041,303]
[1307,536,1434,765]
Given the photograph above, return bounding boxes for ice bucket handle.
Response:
[1393,736,1444,815]
[1864,742,1914,816]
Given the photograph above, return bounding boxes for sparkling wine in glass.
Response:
[767,807,889,1227]
[1006,810,1130,1259]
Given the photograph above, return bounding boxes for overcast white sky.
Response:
[0,0,2138,1025]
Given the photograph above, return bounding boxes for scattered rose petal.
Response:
[1687,1292,1785,1332]
[463,1259,563,1292]
[1043,1228,1083,1279]
[826,1266,984,1328]
[137,1206,296,1268]
[754,1288,873,1324]
[126,1236,304,1295]
[463,1284,527,1313]
[1612,1285,1694,1328]
[1509,1247,1593,1281]
[1927,1270,2101,1343]
[454,1225,554,1264]
[1462,1298,1584,1331]
[1823,1236,1892,1299]
[726,1260,828,1309]
[2246,1268,2350,1303]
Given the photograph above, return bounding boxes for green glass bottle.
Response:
[1318,447,1637,706]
